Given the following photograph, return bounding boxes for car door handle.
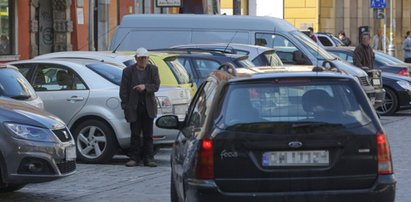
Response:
[67,96,84,102]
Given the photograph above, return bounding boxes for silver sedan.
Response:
[9,59,188,163]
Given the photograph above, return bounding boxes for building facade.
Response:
[221,0,411,58]
[1,0,218,62]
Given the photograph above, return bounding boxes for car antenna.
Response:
[223,31,238,53]
[112,31,131,53]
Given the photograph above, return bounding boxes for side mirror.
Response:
[155,115,181,130]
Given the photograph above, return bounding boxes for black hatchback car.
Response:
[156,69,396,202]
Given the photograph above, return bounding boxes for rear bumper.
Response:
[185,175,396,202]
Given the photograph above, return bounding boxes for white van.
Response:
[110,14,384,107]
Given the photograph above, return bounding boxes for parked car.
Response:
[9,59,189,163]
[34,51,197,97]
[375,73,411,115]
[157,68,395,202]
[151,49,255,86]
[0,98,75,192]
[325,47,410,76]
[274,46,384,108]
[170,43,283,67]
[315,32,346,47]
[0,64,44,109]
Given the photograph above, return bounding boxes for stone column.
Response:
[30,0,39,58]
[52,0,73,52]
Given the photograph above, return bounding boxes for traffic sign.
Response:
[371,0,387,8]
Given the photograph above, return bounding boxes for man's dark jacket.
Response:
[353,44,375,69]
[119,64,160,122]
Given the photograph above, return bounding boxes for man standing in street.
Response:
[354,32,375,70]
[372,28,388,51]
[308,27,317,42]
[402,31,411,63]
[120,47,160,167]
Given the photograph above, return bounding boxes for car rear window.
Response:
[220,79,373,133]
[165,59,191,84]
[252,51,283,66]
[86,63,123,85]
[236,58,255,68]
[0,68,37,100]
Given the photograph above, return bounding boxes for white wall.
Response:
[249,0,283,18]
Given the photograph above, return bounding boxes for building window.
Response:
[0,0,13,56]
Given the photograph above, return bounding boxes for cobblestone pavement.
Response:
[1,110,411,202]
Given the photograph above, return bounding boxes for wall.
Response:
[71,0,89,50]
[284,0,319,31]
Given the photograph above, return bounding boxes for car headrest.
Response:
[302,89,333,113]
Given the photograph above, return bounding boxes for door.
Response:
[31,63,90,125]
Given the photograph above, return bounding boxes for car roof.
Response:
[120,14,297,32]
[0,64,19,71]
[150,49,248,60]
[209,66,351,85]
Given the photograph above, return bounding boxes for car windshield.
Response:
[0,68,37,100]
[165,59,191,84]
[220,80,373,133]
[86,63,123,85]
[376,52,405,64]
[290,31,335,61]
[332,36,345,46]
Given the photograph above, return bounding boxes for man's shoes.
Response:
[125,160,139,167]
[143,160,157,167]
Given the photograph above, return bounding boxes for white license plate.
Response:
[262,150,329,166]
[66,146,76,161]
[373,78,381,86]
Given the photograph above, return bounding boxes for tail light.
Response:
[196,138,214,179]
[377,132,393,175]
[398,69,410,77]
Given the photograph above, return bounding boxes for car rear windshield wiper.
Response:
[10,95,31,100]
[292,122,345,129]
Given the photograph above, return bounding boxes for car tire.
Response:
[73,119,118,163]
[170,171,179,202]
[0,183,25,192]
[377,87,398,116]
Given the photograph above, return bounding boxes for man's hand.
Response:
[133,84,146,92]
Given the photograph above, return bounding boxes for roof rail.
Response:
[150,48,230,56]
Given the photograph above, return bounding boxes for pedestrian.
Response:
[120,47,160,167]
[353,32,375,70]
[402,31,411,63]
[308,27,317,42]
[338,31,351,46]
[372,28,389,51]
[0,35,10,55]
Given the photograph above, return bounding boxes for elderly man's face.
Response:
[135,55,149,68]
[361,35,371,46]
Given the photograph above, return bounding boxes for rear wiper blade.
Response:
[10,95,31,100]
[292,122,344,128]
